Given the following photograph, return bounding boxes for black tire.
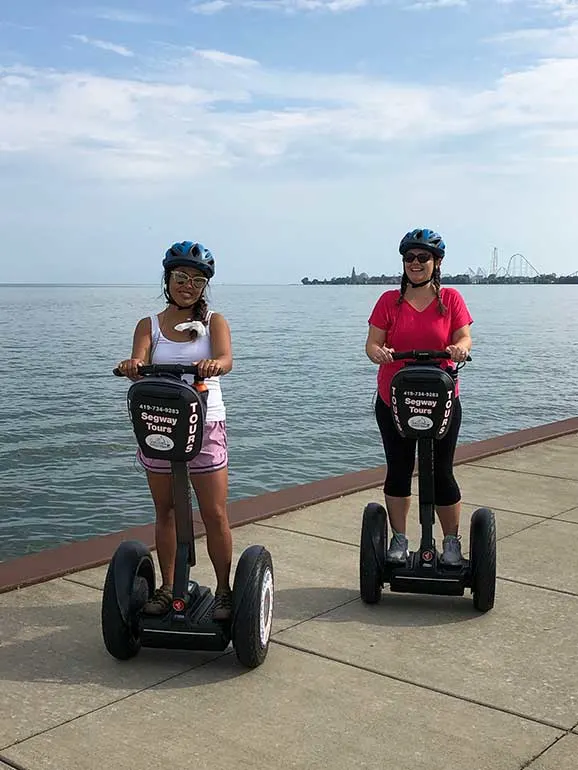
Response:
[101,548,155,660]
[360,503,387,604]
[469,507,497,612]
[232,546,274,669]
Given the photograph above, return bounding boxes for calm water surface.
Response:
[1,283,577,560]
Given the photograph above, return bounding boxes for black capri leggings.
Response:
[375,393,462,506]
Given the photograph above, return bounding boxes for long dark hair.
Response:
[162,269,209,340]
[396,261,446,315]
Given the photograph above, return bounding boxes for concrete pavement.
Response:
[1,432,577,769]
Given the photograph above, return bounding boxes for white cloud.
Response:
[487,21,578,56]
[189,0,470,11]
[190,0,371,12]
[538,0,578,16]
[499,0,578,17]
[2,48,578,187]
[407,0,466,9]
[83,7,167,24]
[71,34,134,57]
[194,48,259,67]
[190,0,232,12]
[0,21,36,30]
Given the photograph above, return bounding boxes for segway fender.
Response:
[108,540,155,625]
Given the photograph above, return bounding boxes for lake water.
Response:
[1,283,577,561]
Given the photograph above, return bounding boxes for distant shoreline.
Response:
[1,279,577,288]
[301,276,578,286]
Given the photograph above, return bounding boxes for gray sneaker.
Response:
[440,535,463,566]
[387,532,409,563]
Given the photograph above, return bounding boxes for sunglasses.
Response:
[402,252,433,264]
[171,270,208,289]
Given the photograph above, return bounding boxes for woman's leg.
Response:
[375,394,417,561]
[190,467,232,590]
[190,467,232,619]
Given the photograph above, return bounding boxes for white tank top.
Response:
[149,310,226,423]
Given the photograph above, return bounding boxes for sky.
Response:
[1,0,577,284]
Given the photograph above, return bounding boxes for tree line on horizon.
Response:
[301,267,578,286]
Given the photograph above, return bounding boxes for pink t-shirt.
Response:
[368,287,474,405]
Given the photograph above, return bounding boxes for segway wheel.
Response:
[469,507,497,612]
[101,542,155,660]
[360,502,387,604]
[231,545,274,669]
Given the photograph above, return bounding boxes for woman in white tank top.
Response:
[116,241,234,620]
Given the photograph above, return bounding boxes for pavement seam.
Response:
[62,577,106,591]
[0,755,31,770]
[460,502,564,519]
[518,733,570,769]
[254,522,359,548]
[495,516,554,543]
[552,514,578,525]
[59,522,576,600]
[497,575,578,599]
[464,463,578,484]
[256,509,549,550]
[270,638,569,733]
[0,650,233,753]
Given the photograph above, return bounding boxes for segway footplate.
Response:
[387,551,470,596]
[140,583,231,652]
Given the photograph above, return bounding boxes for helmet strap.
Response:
[407,277,433,288]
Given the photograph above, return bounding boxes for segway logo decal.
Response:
[139,403,179,415]
[408,415,433,430]
[391,388,403,434]
[438,393,454,436]
[422,550,434,562]
[145,434,174,451]
[186,402,200,453]
[140,410,177,437]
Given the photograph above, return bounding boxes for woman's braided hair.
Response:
[162,269,209,340]
[396,258,447,316]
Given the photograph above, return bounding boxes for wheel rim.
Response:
[259,567,274,647]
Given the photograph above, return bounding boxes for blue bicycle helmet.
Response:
[399,228,445,259]
[162,241,215,279]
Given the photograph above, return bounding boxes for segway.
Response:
[101,363,274,668]
[360,350,496,612]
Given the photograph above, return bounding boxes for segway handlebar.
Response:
[392,350,472,362]
[112,364,202,377]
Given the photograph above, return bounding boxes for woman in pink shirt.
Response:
[365,228,473,566]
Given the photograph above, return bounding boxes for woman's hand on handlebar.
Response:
[116,358,145,380]
[445,344,469,363]
[367,344,394,365]
[194,359,224,378]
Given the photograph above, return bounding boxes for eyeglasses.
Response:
[402,252,432,264]
[171,270,208,289]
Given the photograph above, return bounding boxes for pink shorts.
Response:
[137,420,228,475]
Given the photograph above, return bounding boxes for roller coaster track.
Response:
[503,253,540,278]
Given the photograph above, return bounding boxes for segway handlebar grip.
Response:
[392,350,471,362]
[112,364,202,377]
